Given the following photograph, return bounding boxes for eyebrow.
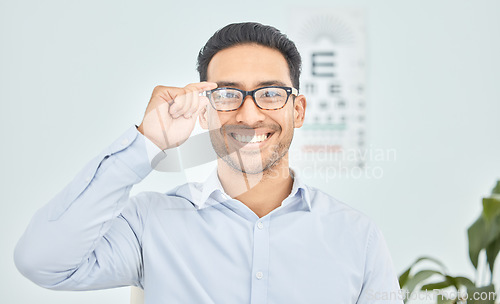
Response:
[216,80,289,89]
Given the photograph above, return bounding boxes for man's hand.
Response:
[137,82,217,150]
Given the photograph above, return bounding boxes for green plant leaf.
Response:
[486,236,500,280]
[467,284,496,304]
[492,181,500,195]
[468,190,500,271]
[421,279,454,291]
[468,216,487,269]
[453,276,474,289]
[482,197,500,223]
[399,256,448,289]
[436,295,456,304]
[479,200,500,275]
[486,217,500,248]
[444,275,461,290]
[399,267,411,288]
[404,270,443,295]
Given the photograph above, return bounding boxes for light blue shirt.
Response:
[14,125,403,304]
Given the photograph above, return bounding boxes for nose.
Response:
[235,95,266,125]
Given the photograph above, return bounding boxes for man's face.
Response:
[200,43,306,175]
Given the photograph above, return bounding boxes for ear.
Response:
[199,105,209,129]
[293,95,306,128]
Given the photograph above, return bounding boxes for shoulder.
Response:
[127,182,202,211]
[304,184,380,236]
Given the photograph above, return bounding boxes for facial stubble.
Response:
[208,120,294,176]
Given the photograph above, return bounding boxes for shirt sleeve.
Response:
[356,224,404,304]
[139,125,167,165]
[13,125,159,291]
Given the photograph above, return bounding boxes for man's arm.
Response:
[14,82,217,291]
[14,126,154,290]
[356,224,404,304]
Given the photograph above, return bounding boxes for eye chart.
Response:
[287,9,367,174]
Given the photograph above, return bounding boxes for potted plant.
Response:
[399,181,500,303]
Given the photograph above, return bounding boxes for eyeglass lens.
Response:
[210,87,288,111]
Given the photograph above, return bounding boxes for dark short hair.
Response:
[197,22,302,90]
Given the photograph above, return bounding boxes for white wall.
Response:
[2,0,500,303]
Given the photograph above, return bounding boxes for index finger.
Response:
[184,81,218,93]
[159,82,218,106]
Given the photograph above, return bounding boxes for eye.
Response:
[257,88,285,99]
[213,89,240,100]
[221,91,239,99]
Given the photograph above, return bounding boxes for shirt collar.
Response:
[287,168,312,211]
[197,168,228,209]
[196,167,312,211]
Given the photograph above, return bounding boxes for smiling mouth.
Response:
[230,132,272,144]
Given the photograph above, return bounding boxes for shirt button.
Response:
[121,138,129,146]
[257,222,264,230]
[256,272,263,280]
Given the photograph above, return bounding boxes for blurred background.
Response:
[1,0,500,303]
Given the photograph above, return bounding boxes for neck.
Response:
[217,155,293,218]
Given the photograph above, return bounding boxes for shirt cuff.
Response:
[134,125,168,170]
[100,125,155,179]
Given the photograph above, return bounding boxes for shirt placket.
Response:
[250,216,271,304]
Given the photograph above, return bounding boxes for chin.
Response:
[210,128,292,175]
[221,152,286,176]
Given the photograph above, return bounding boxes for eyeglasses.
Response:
[206,86,299,112]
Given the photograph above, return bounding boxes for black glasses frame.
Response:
[206,86,299,112]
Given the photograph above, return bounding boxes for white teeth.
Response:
[232,133,269,143]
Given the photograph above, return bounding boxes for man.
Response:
[15,22,402,303]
